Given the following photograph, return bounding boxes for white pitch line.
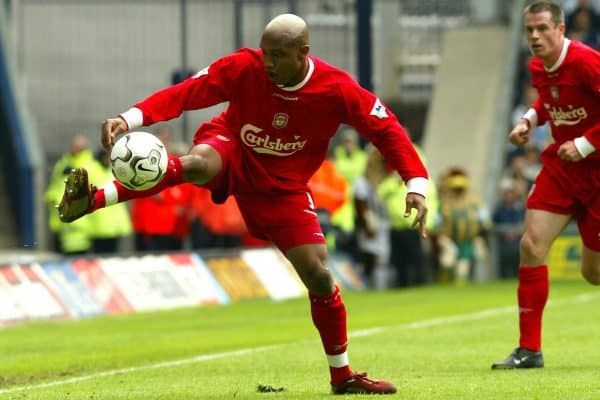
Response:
[1,291,598,395]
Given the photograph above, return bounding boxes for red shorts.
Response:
[527,149,600,251]
[193,123,326,252]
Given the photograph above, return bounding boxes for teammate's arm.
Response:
[509,96,546,147]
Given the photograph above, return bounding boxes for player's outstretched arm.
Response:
[405,193,428,238]
[101,117,129,151]
[508,118,531,147]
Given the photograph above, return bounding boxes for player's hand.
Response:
[405,193,428,239]
[557,140,583,162]
[508,118,531,146]
[101,117,129,151]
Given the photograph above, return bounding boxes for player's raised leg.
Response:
[286,244,397,394]
[492,209,570,369]
[58,143,221,223]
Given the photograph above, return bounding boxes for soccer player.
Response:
[492,1,600,369]
[59,14,428,394]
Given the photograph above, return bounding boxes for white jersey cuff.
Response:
[406,177,428,197]
[119,107,144,130]
[573,136,596,158]
[103,182,119,206]
[522,108,538,128]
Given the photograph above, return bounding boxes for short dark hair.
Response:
[524,1,564,26]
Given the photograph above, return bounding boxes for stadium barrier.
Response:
[0,247,364,327]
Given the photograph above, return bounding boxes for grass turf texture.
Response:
[1,280,599,399]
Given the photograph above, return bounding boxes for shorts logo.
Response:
[272,113,288,129]
[240,123,307,156]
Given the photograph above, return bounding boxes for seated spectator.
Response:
[353,144,390,288]
[566,7,599,49]
[493,178,526,279]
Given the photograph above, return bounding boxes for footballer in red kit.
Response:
[492,1,600,370]
[58,13,428,395]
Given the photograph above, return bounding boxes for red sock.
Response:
[518,265,548,351]
[91,156,184,211]
[309,285,352,385]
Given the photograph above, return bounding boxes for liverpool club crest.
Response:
[272,113,288,129]
[550,86,559,101]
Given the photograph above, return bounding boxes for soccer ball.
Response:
[110,131,168,190]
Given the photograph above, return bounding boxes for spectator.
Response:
[190,188,246,249]
[331,129,368,260]
[566,6,600,48]
[333,128,368,186]
[87,149,133,253]
[511,85,550,155]
[378,147,439,287]
[565,0,600,34]
[308,151,350,249]
[353,144,391,288]
[493,178,526,279]
[45,134,96,255]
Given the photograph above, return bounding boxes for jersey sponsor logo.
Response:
[370,98,388,119]
[545,104,588,126]
[272,113,289,129]
[240,123,307,156]
[192,66,209,79]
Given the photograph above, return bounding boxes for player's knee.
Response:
[520,233,548,262]
[181,154,219,184]
[298,258,333,295]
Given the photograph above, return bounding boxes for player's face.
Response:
[524,11,565,66]
[260,33,308,86]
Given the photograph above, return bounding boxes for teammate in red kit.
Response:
[492,1,600,369]
[58,14,428,393]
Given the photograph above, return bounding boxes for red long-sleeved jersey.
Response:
[530,39,600,157]
[126,48,428,196]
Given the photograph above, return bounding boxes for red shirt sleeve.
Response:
[133,52,246,126]
[339,79,428,182]
[578,49,600,148]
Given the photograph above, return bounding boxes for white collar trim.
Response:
[545,38,570,72]
[279,57,314,91]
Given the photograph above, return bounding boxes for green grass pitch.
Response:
[1,280,599,399]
